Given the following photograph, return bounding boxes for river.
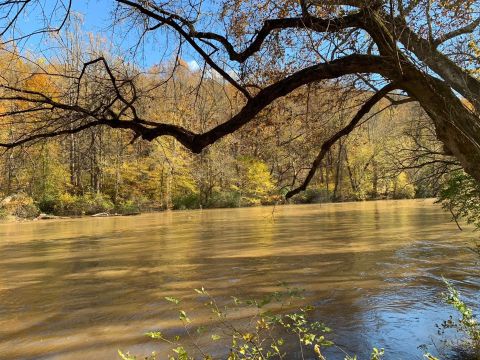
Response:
[0,200,478,359]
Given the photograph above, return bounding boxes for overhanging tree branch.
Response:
[433,16,480,47]
[117,0,252,99]
[394,18,480,112]
[286,81,402,199]
[142,54,397,152]
[0,55,396,156]
[191,12,367,63]
[1,0,480,193]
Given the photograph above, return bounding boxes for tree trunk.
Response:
[372,159,378,199]
[333,141,344,201]
[403,76,480,183]
[344,147,358,194]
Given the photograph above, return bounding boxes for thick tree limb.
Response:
[1,0,480,191]
[0,55,396,155]
[117,0,252,99]
[192,12,367,63]
[77,57,138,118]
[142,54,397,152]
[118,0,480,114]
[117,0,376,65]
[394,18,480,112]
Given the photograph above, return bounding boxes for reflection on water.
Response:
[0,200,478,359]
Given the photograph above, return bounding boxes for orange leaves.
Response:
[221,0,299,39]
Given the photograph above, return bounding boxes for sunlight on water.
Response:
[0,200,478,359]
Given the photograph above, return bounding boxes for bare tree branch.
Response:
[433,16,480,47]
[286,82,401,198]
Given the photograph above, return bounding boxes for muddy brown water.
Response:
[0,200,478,359]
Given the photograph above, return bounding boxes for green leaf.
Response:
[165,296,180,304]
[179,310,191,323]
[145,331,163,340]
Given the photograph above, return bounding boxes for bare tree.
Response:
[0,0,478,197]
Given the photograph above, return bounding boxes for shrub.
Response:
[209,190,241,208]
[114,200,141,215]
[75,193,114,215]
[292,187,332,204]
[173,193,201,210]
[434,172,480,359]
[173,191,243,210]
[437,171,480,230]
[0,194,40,219]
[427,276,480,359]
[37,195,58,214]
[438,279,480,359]
[38,192,114,216]
[54,192,79,215]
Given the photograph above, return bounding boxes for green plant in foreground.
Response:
[119,287,384,360]
[436,171,480,230]
[434,171,480,359]
[440,278,480,359]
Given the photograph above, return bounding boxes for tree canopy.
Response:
[0,0,478,197]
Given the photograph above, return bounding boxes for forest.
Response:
[0,53,455,218]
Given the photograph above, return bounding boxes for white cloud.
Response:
[186,60,200,71]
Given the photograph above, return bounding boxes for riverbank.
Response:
[0,210,142,223]
[0,180,425,223]
[0,193,143,222]
[0,195,436,224]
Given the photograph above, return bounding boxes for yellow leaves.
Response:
[256,318,270,330]
[394,172,416,199]
[461,98,476,112]
[242,333,254,342]
[24,73,57,99]
[0,52,61,117]
[314,344,326,360]
[238,156,274,198]
[467,39,480,78]
[468,40,480,57]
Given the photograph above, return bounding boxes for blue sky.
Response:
[9,0,199,70]
[71,1,107,32]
